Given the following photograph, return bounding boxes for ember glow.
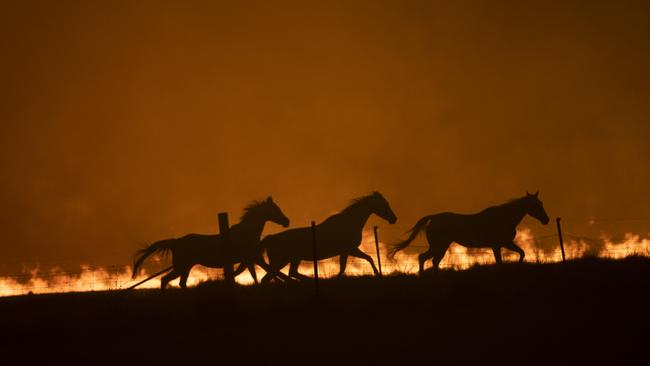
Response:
[1,229,649,297]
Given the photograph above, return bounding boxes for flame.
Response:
[1,228,649,297]
[602,233,650,259]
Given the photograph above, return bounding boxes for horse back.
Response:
[427,212,517,245]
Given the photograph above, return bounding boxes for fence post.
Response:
[556,217,566,262]
[373,225,383,276]
[311,221,319,292]
[218,212,235,284]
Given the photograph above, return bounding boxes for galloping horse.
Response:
[389,191,549,274]
[132,197,290,289]
[260,191,397,283]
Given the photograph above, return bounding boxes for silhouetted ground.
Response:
[1,257,649,364]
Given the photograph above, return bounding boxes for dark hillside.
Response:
[1,257,649,364]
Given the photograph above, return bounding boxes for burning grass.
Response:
[1,228,649,297]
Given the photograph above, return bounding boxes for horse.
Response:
[131,197,290,289]
[389,191,550,274]
[260,191,397,283]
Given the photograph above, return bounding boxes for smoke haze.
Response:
[1,0,649,273]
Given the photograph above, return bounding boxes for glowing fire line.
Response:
[1,228,648,297]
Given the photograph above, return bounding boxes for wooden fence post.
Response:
[556,217,566,262]
[218,212,235,283]
[311,221,319,292]
[373,225,383,276]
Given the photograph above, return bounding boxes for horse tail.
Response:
[131,239,176,279]
[388,215,435,258]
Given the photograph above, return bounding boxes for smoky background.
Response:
[1,0,649,274]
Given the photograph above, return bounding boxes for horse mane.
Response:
[240,200,268,221]
[341,191,380,213]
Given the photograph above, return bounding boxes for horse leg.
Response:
[429,242,450,271]
[247,263,259,285]
[349,247,379,276]
[260,262,291,283]
[261,270,275,284]
[261,255,290,284]
[223,264,235,284]
[232,263,247,277]
[418,239,450,274]
[425,228,451,272]
[503,241,525,263]
[337,254,349,278]
[492,246,503,264]
[418,249,434,275]
[289,260,311,281]
[161,269,180,290]
[179,269,190,290]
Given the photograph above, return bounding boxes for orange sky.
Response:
[1,0,649,274]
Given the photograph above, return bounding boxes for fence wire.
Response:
[1,219,649,297]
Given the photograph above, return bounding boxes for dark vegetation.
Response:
[1,257,649,364]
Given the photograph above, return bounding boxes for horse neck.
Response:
[338,204,374,230]
[501,200,528,228]
[233,214,267,240]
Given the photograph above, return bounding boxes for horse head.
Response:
[248,196,289,227]
[524,191,549,225]
[369,191,397,224]
[261,196,290,227]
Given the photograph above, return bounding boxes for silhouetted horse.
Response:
[389,191,550,274]
[260,192,397,283]
[132,197,290,289]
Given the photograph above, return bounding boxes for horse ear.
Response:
[267,196,273,202]
[534,191,539,197]
[526,191,531,196]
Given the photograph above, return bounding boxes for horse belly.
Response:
[311,243,343,261]
[173,241,227,268]
[453,238,490,248]
[306,228,360,260]
[197,258,228,269]
[265,230,310,260]
[266,232,348,262]
[451,229,512,248]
